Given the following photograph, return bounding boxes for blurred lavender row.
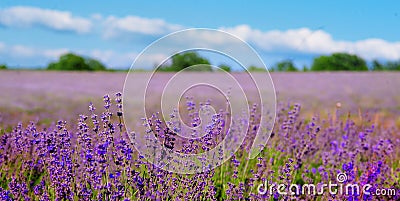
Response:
[1,71,399,127]
[0,71,399,200]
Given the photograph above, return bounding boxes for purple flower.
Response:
[358,132,365,140]
[311,167,316,174]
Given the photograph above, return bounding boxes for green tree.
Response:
[218,64,231,72]
[371,60,400,71]
[384,60,400,71]
[86,58,107,71]
[372,60,384,71]
[247,65,267,72]
[311,52,368,71]
[47,53,107,71]
[273,60,298,72]
[0,64,7,70]
[159,52,211,71]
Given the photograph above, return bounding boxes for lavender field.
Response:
[1,71,399,127]
[0,71,399,200]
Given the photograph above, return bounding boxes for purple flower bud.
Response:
[311,167,316,174]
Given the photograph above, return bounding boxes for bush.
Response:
[272,60,298,72]
[372,60,400,71]
[47,53,107,71]
[159,52,212,72]
[385,61,400,70]
[372,60,384,71]
[0,64,7,70]
[311,52,368,71]
[247,65,267,72]
[218,64,231,72]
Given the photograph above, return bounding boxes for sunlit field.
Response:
[0,71,399,200]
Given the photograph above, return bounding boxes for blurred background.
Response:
[0,0,399,128]
[0,0,399,70]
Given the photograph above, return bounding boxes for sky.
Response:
[0,0,399,69]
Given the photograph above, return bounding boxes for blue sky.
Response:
[0,0,399,69]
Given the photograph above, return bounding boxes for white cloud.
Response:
[89,49,168,68]
[0,42,68,60]
[0,41,168,69]
[1,5,400,66]
[103,15,183,38]
[352,39,400,60]
[91,13,103,21]
[0,42,5,51]
[90,50,115,63]
[10,45,36,57]
[0,6,92,34]
[42,48,70,59]
[221,25,400,60]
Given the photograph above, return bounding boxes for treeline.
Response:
[47,53,107,71]
[0,53,108,71]
[271,52,400,72]
[1,52,400,72]
[158,52,400,72]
